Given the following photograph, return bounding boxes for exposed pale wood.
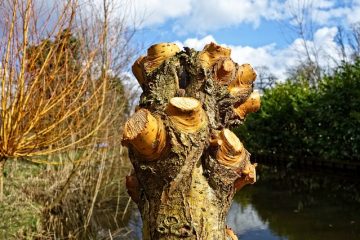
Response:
[228,63,257,97]
[166,97,207,133]
[214,58,236,84]
[142,43,180,73]
[199,42,231,69]
[226,227,239,240]
[234,163,257,191]
[216,129,247,168]
[122,109,166,160]
[132,55,146,85]
[233,91,261,119]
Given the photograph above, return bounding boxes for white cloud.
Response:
[173,0,275,34]
[183,35,217,50]
[114,0,283,33]
[173,35,217,52]
[281,0,360,28]
[177,28,342,81]
[137,0,360,34]
[346,0,360,24]
[177,35,291,80]
[227,201,268,235]
[313,7,350,25]
[125,0,192,27]
[87,0,360,36]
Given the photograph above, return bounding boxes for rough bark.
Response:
[122,42,260,240]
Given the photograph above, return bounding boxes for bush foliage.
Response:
[236,60,360,162]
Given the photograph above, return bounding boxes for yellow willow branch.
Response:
[20,47,82,132]
[21,47,56,108]
[1,0,18,149]
[18,53,97,139]
[28,146,96,165]
[18,102,101,149]
[35,84,107,146]
[25,29,69,78]
[35,51,96,114]
[6,61,15,113]
[84,135,107,230]
[22,91,100,144]
[13,94,45,142]
[18,79,105,149]
[21,127,95,156]
[22,98,113,157]
[23,28,86,109]
[17,0,32,105]
[39,73,88,117]
[24,77,88,135]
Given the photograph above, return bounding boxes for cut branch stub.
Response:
[226,227,239,240]
[132,55,146,86]
[199,42,231,69]
[125,174,140,204]
[166,97,207,133]
[215,129,247,168]
[234,163,257,191]
[142,43,180,73]
[228,63,257,97]
[213,58,236,84]
[233,91,261,119]
[122,108,166,160]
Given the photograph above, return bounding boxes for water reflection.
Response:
[228,165,360,240]
[122,164,360,239]
[227,202,284,240]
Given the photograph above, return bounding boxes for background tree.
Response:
[255,66,277,93]
[283,0,360,87]
[284,0,322,86]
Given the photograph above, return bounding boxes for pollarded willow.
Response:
[122,42,260,240]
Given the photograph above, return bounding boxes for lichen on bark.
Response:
[122,42,260,240]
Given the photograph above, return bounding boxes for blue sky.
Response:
[123,0,360,80]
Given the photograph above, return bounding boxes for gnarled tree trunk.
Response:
[122,42,260,240]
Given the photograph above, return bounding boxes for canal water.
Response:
[228,165,360,239]
[125,165,360,239]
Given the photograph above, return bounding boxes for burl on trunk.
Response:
[122,42,260,240]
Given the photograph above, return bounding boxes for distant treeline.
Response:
[236,59,360,162]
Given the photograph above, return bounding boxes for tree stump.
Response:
[122,42,260,240]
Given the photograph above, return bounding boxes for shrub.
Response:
[236,60,360,162]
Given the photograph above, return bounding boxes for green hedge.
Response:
[236,60,360,162]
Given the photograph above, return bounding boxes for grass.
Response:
[0,160,44,239]
[0,147,135,240]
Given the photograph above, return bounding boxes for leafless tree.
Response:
[254,66,277,92]
[283,0,323,86]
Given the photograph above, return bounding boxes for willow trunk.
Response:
[123,43,260,240]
